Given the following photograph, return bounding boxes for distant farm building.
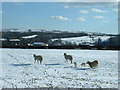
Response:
[1,38,21,48]
[32,42,48,47]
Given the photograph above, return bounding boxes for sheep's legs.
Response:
[34,60,36,63]
[37,61,39,64]
[65,59,68,62]
[40,61,42,64]
[70,60,72,64]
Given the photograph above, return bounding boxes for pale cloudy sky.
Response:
[1,1,119,34]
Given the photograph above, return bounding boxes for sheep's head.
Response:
[93,60,98,64]
[86,61,90,64]
[64,53,66,56]
[73,62,77,64]
[94,60,98,63]
[33,54,36,57]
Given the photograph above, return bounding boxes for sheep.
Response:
[33,54,43,64]
[73,62,77,68]
[86,60,98,68]
[64,53,73,64]
[81,63,86,67]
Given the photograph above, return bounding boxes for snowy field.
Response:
[52,36,112,45]
[1,48,118,88]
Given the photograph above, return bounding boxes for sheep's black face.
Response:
[64,53,66,56]
[74,62,76,64]
[33,54,35,57]
[86,61,90,64]
[94,60,98,64]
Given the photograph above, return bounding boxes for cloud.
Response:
[62,2,118,9]
[51,16,71,21]
[14,2,25,6]
[64,5,70,9]
[93,16,105,19]
[78,17,86,22]
[79,10,89,14]
[112,8,118,12]
[91,8,108,13]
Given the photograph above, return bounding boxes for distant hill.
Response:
[1,30,119,50]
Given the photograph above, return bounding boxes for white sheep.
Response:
[33,54,43,64]
[81,63,86,67]
[64,53,73,64]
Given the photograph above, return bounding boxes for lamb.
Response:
[33,54,43,64]
[86,60,98,68]
[81,63,86,67]
[64,53,73,64]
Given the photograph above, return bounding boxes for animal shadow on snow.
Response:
[76,68,90,70]
[44,63,62,66]
[11,63,32,66]
[64,66,90,70]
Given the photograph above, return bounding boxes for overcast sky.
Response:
[2,1,119,34]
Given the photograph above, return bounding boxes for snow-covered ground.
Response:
[52,36,112,45]
[1,48,118,88]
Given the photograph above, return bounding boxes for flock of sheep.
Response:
[33,53,99,69]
